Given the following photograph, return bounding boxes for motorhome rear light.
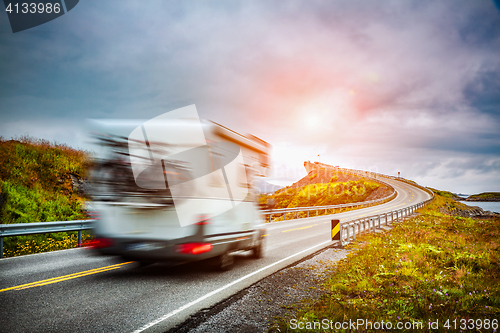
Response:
[195,221,210,225]
[89,238,114,249]
[195,215,210,225]
[175,242,213,255]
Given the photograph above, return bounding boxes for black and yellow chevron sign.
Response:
[331,219,340,242]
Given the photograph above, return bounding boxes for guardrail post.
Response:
[78,230,82,247]
[296,211,299,219]
[0,237,3,259]
[284,212,287,221]
[307,210,309,218]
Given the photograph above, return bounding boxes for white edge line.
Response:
[132,239,332,333]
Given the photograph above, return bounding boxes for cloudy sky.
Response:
[1,0,499,194]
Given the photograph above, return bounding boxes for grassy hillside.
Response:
[263,180,384,209]
[271,192,500,332]
[261,169,393,206]
[428,187,461,200]
[0,136,92,257]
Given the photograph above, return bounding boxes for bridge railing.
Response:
[261,191,396,222]
[311,163,435,198]
[261,164,435,223]
[338,195,434,246]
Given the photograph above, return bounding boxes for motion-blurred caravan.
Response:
[87,109,271,270]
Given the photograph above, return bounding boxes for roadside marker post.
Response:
[331,219,342,247]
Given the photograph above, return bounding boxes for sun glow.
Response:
[306,115,320,129]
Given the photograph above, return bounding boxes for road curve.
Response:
[0,178,431,333]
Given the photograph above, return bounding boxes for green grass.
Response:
[0,136,92,257]
[270,193,500,332]
[261,179,383,210]
[429,187,460,199]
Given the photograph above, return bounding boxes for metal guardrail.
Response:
[339,196,434,246]
[312,163,435,198]
[262,191,396,222]
[261,165,400,222]
[261,163,434,223]
[0,220,95,259]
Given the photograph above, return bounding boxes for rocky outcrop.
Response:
[68,173,92,197]
[438,202,498,218]
[466,198,500,202]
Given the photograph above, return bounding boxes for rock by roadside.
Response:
[68,173,92,196]
[167,246,349,333]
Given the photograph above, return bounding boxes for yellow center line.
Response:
[261,234,269,237]
[0,261,133,293]
[282,224,318,233]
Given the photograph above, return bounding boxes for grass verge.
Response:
[270,193,500,332]
[3,231,94,258]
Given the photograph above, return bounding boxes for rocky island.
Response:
[466,192,500,202]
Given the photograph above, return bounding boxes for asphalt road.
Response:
[0,178,431,333]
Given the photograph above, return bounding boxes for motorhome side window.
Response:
[208,141,249,188]
[89,134,175,205]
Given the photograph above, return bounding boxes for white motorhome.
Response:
[88,114,270,270]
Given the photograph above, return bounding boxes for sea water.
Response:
[461,201,500,214]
